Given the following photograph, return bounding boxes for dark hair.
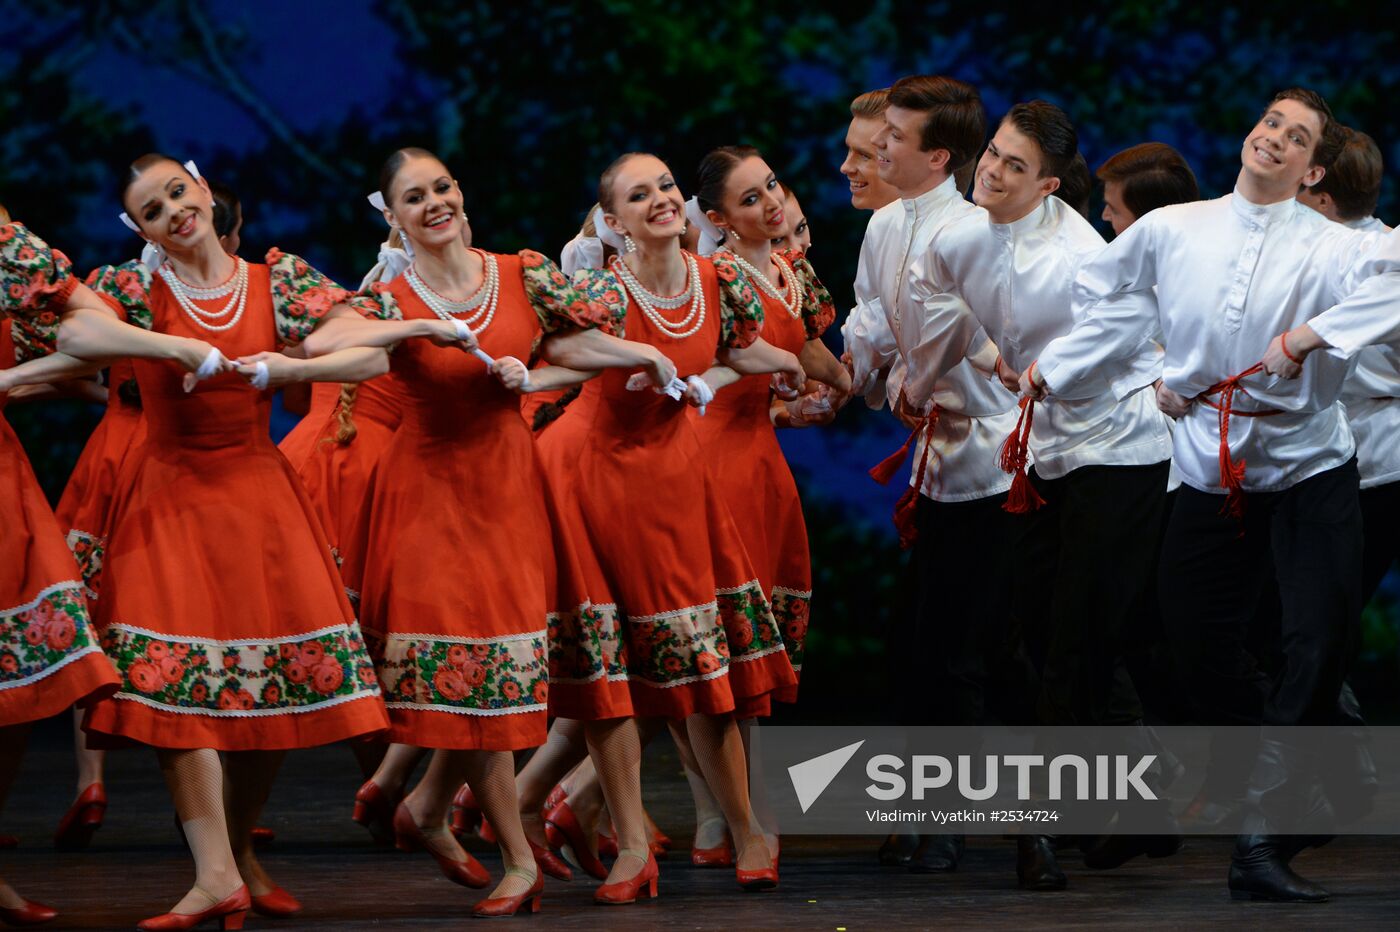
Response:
[1054,152,1092,217]
[209,180,241,238]
[886,75,986,173]
[0,203,8,225]
[850,88,890,119]
[1096,142,1201,218]
[1265,87,1346,170]
[1309,127,1383,220]
[1002,101,1077,181]
[597,152,658,213]
[695,145,763,214]
[378,146,440,207]
[119,153,191,213]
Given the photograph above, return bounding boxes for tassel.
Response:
[1202,362,1269,524]
[998,397,1044,514]
[869,420,923,485]
[890,410,940,548]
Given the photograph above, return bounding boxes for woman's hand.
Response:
[770,372,800,401]
[177,339,236,392]
[423,318,481,352]
[234,351,301,390]
[786,384,836,428]
[640,346,678,390]
[773,351,807,397]
[492,356,532,393]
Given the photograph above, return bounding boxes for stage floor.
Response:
[6,718,1399,930]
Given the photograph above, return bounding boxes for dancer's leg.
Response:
[585,718,648,884]
[464,751,536,899]
[72,707,103,793]
[223,750,286,897]
[157,748,243,915]
[685,713,769,871]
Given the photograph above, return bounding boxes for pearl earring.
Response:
[624,234,637,254]
[729,228,741,241]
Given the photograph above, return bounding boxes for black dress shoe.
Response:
[908,834,964,873]
[1017,835,1066,891]
[1228,835,1330,902]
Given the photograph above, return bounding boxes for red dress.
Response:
[538,252,797,720]
[0,227,120,726]
[74,248,389,750]
[54,357,146,601]
[277,375,404,572]
[341,249,604,750]
[689,249,834,711]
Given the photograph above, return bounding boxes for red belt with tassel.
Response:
[1198,362,1282,519]
[868,407,942,549]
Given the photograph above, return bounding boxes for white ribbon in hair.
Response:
[560,233,605,277]
[360,190,416,289]
[121,160,204,271]
[684,197,723,257]
[593,207,626,251]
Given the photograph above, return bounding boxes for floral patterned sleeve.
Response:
[781,248,836,341]
[85,261,155,332]
[570,267,628,339]
[710,252,765,350]
[345,282,402,322]
[266,248,356,347]
[519,250,612,335]
[0,223,82,361]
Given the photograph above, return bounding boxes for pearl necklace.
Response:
[610,253,706,339]
[405,251,499,332]
[728,251,801,319]
[160,257,249,333]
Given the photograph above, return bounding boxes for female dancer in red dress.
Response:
[674,147,849,861]
[305,147,675,916]
[13,154,450,929]
[0,207,123,927]
[536,152,806,896]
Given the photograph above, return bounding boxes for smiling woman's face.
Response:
[124,161,216,250]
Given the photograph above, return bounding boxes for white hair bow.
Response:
[592,206,626,251]
[560,233,605,277]
[684,197,723,256]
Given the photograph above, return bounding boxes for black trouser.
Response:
[1162,459,1362,726]
[889,493,1027,726]
[1360,479,1400,605]
[1013,461,1170,726]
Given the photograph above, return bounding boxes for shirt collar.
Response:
[1230,187,1297,227]
[991,198,1048,239]
[901,174,961,218]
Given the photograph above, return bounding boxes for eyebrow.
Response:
[1266,110,1313,141]
[140,174,186,212]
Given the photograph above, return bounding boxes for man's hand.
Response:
[1019,362,1048,401]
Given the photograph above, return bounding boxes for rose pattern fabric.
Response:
[65,529,105,601]
[370,630,549,715]
[769,586,811,674]
[779,248,837,342]
[547,601,625,685]
[99,622,381,714]
[267,248,355,348]
[85,261,155,331]
[0,583,105,690]
[519,249,612,334]
[0,223,80,360]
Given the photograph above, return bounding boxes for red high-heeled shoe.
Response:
[529,839,573,882]
[0,898,57,927]
[593,852,658,905]
[651,828,673,851]
[544,784,566,811]
[249,826,275,847]
[735,843,779,892]
[450,783,481,836]
[393,802,491,889]
[249,886,301,918]
[690,835,734,867]
[53,783,106,850]
[136,886,250,931]
[597,830,619,859]
[471,869,544,918]
[352,779,398,846]
[543,801,608,881]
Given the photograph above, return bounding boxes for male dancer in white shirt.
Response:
[1024,88,1400,902]
[843,74,1023,878]
[896,101,1176,888]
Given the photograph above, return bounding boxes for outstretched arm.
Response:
[301,306,477,356]
[234,346,390,388]
[0,349,102,393]
[718,336,806,393]
[541,328,677,388]
[58,286,226,375]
